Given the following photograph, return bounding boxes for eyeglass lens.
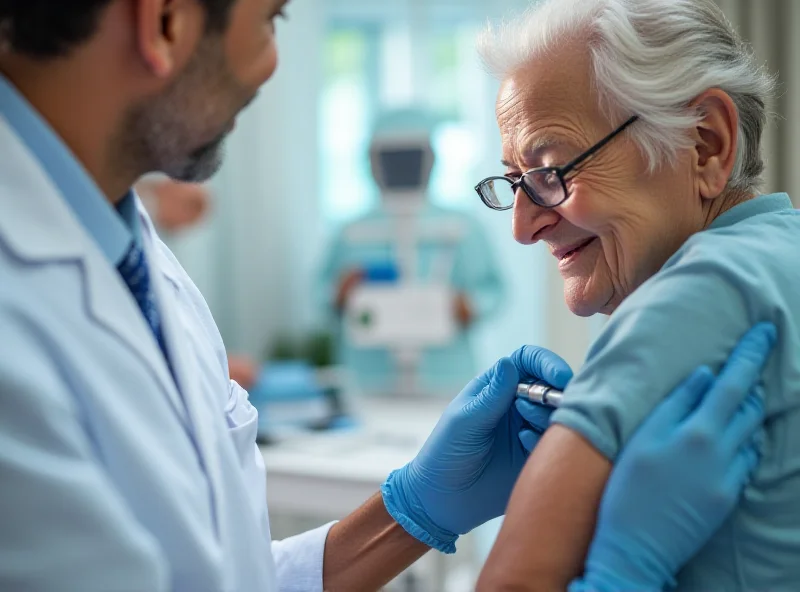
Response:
[480,170,565,209]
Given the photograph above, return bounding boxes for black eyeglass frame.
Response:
[475,115,639,210]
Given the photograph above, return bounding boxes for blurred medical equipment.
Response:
[248,362,330,436]
[248,332,353,440]
[321,109,505,397]
[515,381,564,408]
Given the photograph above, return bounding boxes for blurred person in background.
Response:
[319,108,505,395]
[136,175,210,232]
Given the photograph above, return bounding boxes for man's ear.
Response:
[688,89,739,201]
[135,0,205,78]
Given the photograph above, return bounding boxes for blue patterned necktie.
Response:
[117,241,172,367]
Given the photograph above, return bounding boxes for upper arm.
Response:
[479,252,757,589]
[478,426,611,591]
[0,315,169,591]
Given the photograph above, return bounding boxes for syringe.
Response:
[515,381,564,408]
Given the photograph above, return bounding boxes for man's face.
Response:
[497,44,700,316]
[124,0,287,182]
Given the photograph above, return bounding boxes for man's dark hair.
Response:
[0,0,237,59]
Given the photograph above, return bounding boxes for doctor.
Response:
[0,0,772,591]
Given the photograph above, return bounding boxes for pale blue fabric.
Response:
[0,73,332,591]
[318,203,505,393]
[552,193,800,590]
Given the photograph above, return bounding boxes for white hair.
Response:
[477,0,776,193]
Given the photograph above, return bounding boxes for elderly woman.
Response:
[474,0,799,590]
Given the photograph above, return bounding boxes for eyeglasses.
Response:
[475,115,639,211]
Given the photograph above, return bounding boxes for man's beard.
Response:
[172,131,228,182]
[117,37,247,183]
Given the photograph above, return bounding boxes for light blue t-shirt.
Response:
[552,193,800,591]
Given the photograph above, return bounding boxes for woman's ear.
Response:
[688,89,739,201]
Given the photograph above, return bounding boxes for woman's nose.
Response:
[512,187,560,245]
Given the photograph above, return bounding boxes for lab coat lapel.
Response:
[0,117,189,429]
[139,220,224,534]
[80,249,190,428]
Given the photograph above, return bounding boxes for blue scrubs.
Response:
[553,193,800,590]
[318,203,505,394]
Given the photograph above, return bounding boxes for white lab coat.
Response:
[0,116,330,590]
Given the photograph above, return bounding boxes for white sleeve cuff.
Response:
[272,522,336,592]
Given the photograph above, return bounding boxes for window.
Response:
[319,17,486,220]
[320,27,377,222]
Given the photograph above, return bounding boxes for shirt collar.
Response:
[709,193,794,231]
[116,190,143,246]
[0,73,133,266]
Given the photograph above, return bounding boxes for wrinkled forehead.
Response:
[496,43,608,164]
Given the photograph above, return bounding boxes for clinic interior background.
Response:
[164,0,800,375]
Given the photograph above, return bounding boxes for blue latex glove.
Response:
[570,322,776,592]
[381,346,572,553]
[514,345,574,449]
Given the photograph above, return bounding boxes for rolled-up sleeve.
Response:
[552,249,757,461]
[272,523,336,592]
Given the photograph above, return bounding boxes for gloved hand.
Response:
[514,341,576,451]
[381,346,572,553]
[570,322,777,592]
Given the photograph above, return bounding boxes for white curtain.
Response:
[714,0,800,206]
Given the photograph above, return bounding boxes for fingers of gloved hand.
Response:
[515,399,554,433]
[721,439,761,503]
[636,366,715,437]
[721,386,766,454]
[697,323,776,427]
[464,357,520,426]
[509,345,573,390]
[518,428,544,454]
